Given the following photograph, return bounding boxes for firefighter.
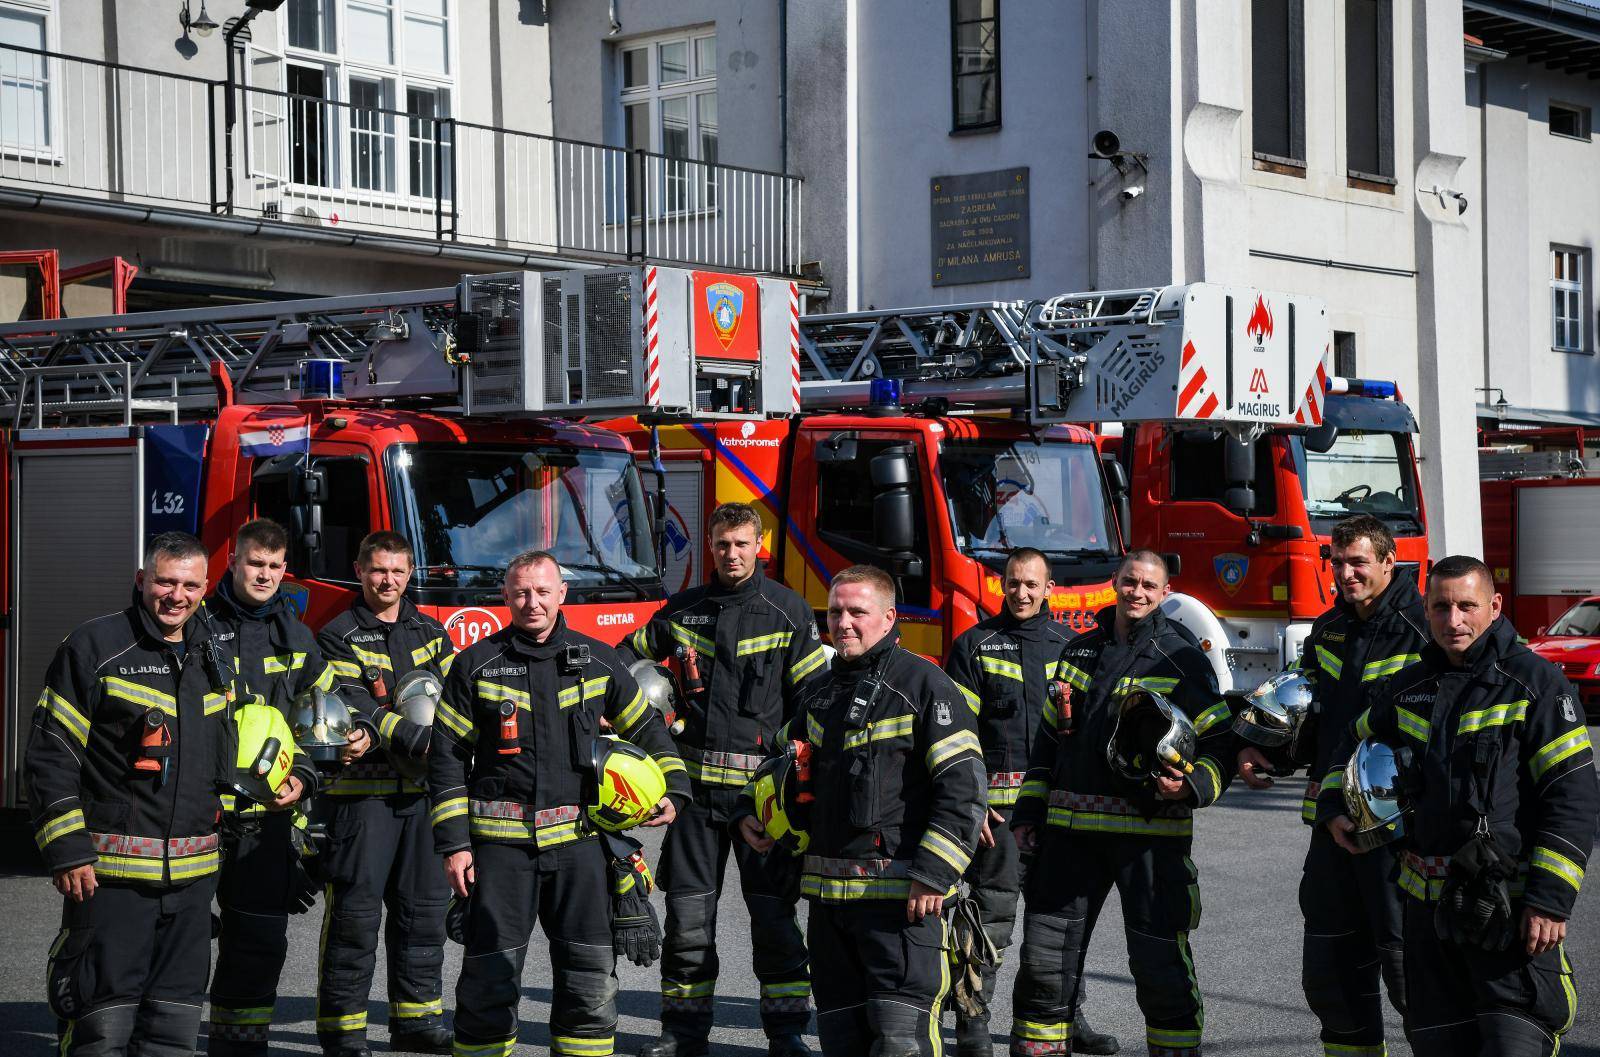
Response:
[28,532,269,1055]
[619,502,827,1057]
[736,564,987,1057]
[943,547,1118,1057]
[429,550,690,1057]
[1320,555,1596,1057]
[1009,550,1232,1057]
[205,518,352,1057]
[1235,514,1423,1056]
[314,531,456,1056]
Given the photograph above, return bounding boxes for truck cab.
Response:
[1128,379,1428,691]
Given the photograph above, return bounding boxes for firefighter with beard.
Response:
[618,502,827,1057]
[1320,556,1596,1057]
[206,518,350,1057]
[1234,514,1424,1056]
[429,550,690,1057]
[314,531,456,1056]
[1009,551,1232,1057]
[735,564,987,1057]
[944,547,1117,1057]
[29,533,258,1055]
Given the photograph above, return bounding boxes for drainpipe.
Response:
[779,0,789,175]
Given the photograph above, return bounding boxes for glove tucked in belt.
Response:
[1435,831,1519,952]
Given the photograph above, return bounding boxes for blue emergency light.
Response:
[869,378,902,407]
[300,359,344,400]
[1325,376,1397,400]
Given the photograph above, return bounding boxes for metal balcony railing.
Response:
[0,44,803,277]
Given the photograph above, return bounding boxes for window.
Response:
[1251,0,1304,166]
[815,438,931,605]
[950,0,1000,132]
[1345,0,1394,184]
[278,0,453,199]
[1552,247,1587,353]
[310,457,372,581]
[1168,431,1277,515]
[0,0,54,154]
[1334,330,1357,377]
[1549,102,1590,141]
[618,28,717,216]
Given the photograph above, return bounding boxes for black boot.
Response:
[767,1033,811,1056]
[1071,1011,1119,1055]
[638,1032,711,1057]
[953,1014,993,1057]
[391,1025,453,1055]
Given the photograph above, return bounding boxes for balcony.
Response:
[0,44,803,278]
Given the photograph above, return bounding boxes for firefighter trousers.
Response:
[453,838,618,1057]
[208,812,297,1055]
[808,900,951,1057]
[657,791,809,1039]
[50,875,217,1057]
[955,808,1092,1048]
[1299,826,1407,1055]
[1012,830,1203,1057]
[1402,897,1578,1057]
[315,794,449,1054]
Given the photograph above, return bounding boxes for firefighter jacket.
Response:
[428,615,689,856]
[1012,606,1232,838]
[617,567,829,797]
[317,597,455,797]
[25,592,243,886]
[1317,617,1598,922]
[945,608,1073,809]
[737,629,987,904]
[1294,569,1428,825]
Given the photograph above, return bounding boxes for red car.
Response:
[1527,597,1600,724]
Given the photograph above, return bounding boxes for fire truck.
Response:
[613,283,1426,693]
[0,264,800,807]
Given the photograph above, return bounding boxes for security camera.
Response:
[1120,186,1144,201]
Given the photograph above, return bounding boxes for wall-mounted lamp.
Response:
[179,0,219,39]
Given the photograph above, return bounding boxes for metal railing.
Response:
[0,44,803,277]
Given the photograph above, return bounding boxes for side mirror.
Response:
[1304,423,1339,455]
[1224,485,1257,516]
[869,447,914,489]
[1100,452,1129,494]
[813,432,859,463]
[1537,626,1547,637]
[1223,435,1256,486]
[873,489,917,553]
[299,465,327,504]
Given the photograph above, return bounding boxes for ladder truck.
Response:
[0,264,801,807]
[612,282,1422,693]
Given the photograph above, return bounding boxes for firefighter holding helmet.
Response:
[1233,513,1426,1055]
[428,550,690,1057]
[1009,550,1233,1057]
[26,532,272,1055]
[313,531,458,1056]
[205,518,347,1057]
[734,564,986,1057]
[1319,555,1597,1057]
[942,546,1117,1056]
[617,501,828,1057]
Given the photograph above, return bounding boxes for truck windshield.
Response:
[392,445,658,593]
[940,439,1119,559]
[1289,430,1423,536]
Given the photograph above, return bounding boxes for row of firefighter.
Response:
[25,502,1593,1057]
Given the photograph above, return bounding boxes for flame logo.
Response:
[1246,295,1274,345]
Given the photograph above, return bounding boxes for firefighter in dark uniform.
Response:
[619,502,827,1057]
[315,531,456,1056]
[1236,514,1424,1057]
[29,532,270,1055]
[429,550,690,1057]
[1321,555,1597,1057]
[944,547,1117,1057]
[1010,551,1232,1057]
[736,564,987,1057]
[206,518,348,1057]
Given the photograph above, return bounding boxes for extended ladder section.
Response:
[0,265,801,428]
[1478,448,1589,481]
[798,282,1331,428]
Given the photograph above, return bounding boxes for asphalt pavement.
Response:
[1,757,1597,1056]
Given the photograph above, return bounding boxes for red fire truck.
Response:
[613,283,1428,693]
[0,265,800,807]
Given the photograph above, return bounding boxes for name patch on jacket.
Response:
[980,642,1019,652]
[1397,689,1433,705]
[120,664,171,676]
[1323,631,1346,643]
[680,615,714,626]
[350,631,388,644]
[481,666,528,678]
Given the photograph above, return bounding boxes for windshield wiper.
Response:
[559,560,657,597]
